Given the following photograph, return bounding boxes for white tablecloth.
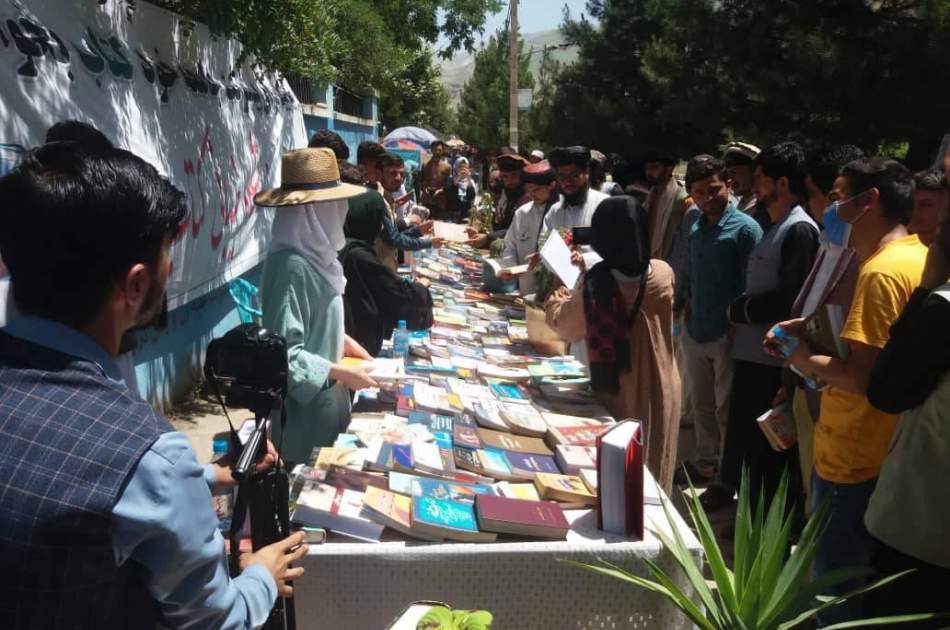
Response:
[293,471,703,629]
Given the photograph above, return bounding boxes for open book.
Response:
[484,258,530,276]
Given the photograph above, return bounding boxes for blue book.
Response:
[411,477,496,504]
[479,448,512,477]
[392,444,414,472]
[411,496,496,542]
[490,383,527,402]
[503,451,560,479]
[433,431,454,451]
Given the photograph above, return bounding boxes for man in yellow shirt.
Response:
[769,158,926,625]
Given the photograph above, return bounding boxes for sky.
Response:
[438,0,591,53]
[480,0,590,39]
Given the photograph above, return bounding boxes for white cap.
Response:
[530,149,545,160]
[723,141,761,161]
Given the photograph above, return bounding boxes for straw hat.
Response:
[254,147,366,207]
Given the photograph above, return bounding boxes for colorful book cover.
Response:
[363,486,412,531]
[490,383,527,402]
[411,477,495,503]
[455,413,478,427]
[432,431,454,451]
[478,448,512,477]
[454,447,480,471]
[412,496,479,533]
[504,451,560,476]
[453,424,482,449]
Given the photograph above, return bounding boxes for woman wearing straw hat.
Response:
[255,147,378,462]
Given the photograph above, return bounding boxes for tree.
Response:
[456,30,536,152]
[379,49,456,133]
[536,0,950,167]
[160,0,502,133]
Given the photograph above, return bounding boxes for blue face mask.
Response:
[822,202,852,248]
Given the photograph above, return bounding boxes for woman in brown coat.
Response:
[546,196,681,492]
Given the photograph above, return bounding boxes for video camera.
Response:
[204,323,295,630]
[205,324,288,481]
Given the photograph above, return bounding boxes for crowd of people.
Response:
[1,117,948,628]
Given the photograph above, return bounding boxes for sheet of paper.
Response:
[433,221,471,242]
[540,230,581,288]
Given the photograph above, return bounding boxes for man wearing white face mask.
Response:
[765,157,927,626]
[768,144,865,505]
[255,148,378,463]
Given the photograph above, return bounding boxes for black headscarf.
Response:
[340,190,387,257]
[583,196,651,394]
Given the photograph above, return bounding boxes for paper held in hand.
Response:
[433,221,471,243]
[484,259,530,276]
[539,230,580,288]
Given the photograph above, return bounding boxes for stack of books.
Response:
[285,247,647,544]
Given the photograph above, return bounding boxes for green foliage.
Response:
[537,0,950,167]
[569,469,938,629]
[417,606,493,630]
[456,30,537,152]
[160,0,502,132]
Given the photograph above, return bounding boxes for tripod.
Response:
[227,409,297,630]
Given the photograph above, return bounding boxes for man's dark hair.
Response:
[0,143,186,328]
[548,146,591,170]
[754,141,807,197]
[377,152,404,169]
[430,140,446,151]
[840,157,914,224]
[338,159,365,185]
[914,169,949,194]
[45,120,112,150]
[685,154,727,190]
[357,141,386,166]
[308,129,350,160]
[643,149,676,167]
[806,144,865,195]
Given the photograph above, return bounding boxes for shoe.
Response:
[673,461,716,486]
[699,483,736,513]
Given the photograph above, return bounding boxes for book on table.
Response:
[533,472,598,506]
[545,423,611,449]
[410,495,498,542]
[410,476,497,504]
[596,419,644,539]
[580,468,598,493]
[499,402,548,437]
[555,444,598,475]
[474,494,570,540]
[476,428,553,455]
[360,486,443,542]
[502,450,561,479]
[494,481,542,502]
[312,447,367,472]
[291,480,385,542]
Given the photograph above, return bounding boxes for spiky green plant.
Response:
[570,469,938,629]
[417,607,492,630]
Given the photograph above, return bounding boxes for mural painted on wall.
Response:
[0,0,307,311]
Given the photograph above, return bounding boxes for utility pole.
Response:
[508,0,519,152]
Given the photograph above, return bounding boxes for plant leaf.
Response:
[776,569,918,630]
[419,605,454,629]
[733,466,753,605]
[819,613,944,629]
[683,478,738,617]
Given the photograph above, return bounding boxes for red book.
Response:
[475,494,569,539]
[546,423,611,448]
[596,420,644,539]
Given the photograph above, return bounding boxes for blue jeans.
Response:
[810,471,878,627]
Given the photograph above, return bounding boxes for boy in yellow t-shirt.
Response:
[767,158,926,626]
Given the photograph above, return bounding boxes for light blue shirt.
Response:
[2,316,277,629]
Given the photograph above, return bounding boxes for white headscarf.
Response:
[269,199,349,294]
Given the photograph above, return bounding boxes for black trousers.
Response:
[720,360,801,506]
[864,538,950,627]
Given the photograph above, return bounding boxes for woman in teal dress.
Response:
[254,148,378,463]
